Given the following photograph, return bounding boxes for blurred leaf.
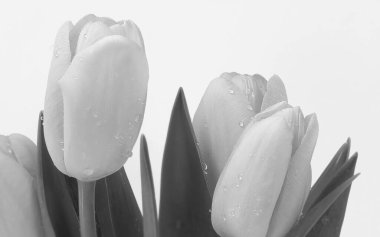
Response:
[39,111,81,237]
[95,167,143,237]
[159,88,219,237]
[140,135,159,237]
[303,139,350,213]
[306,153,358,237]
[286,174,359,237]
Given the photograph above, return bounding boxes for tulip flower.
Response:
[44,14,149,181]
[210,103,318,237]
[193,73,318,237]
[193,72,287,195]
[0,134,55,237]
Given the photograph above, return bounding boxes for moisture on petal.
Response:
[59,36,149,181]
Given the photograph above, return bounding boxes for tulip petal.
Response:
[0,152,44,237]
[59,35,149,181]
[267,113,318,237]
[8,134,38,178]
[261,75,288,111]
[193,73,267,196]
[44,21,73,175]
[76,21,113,53]
[9,133,56,237]
[69,14,97,56]
[211,108,294,237]
[112,20,145,51]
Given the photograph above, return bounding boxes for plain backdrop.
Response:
[0,0,379,236]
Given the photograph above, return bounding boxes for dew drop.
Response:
[238,174,243,181]
[223,186,227,192]
[84,33,88,39]
[122,150,133,159]
[54,50,59,58]
[228,89,234,94]
[230,209,236,217]
[134,114,141,123]
[247,105,253,111]
[203,162,208,175]
[223,215,227,222]
[7,147,13,155]
[239,121,244,127]
[83,169,93,176]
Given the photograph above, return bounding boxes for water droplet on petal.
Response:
[203,162,208,175]
[84,33,88,39]
[122,150,133,159]
[223,215,227,222]
[54,50,59,58]
[228,89,234,94]
[247,105,253,111]
[134,114,141,123]
[239,121,244,127]
[83,169,94,176]
[7,147,13,155]
[230,209,236,217]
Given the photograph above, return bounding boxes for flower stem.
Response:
[78,180,97,237]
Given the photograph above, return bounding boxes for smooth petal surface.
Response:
[0,147,45,237]
[267,113,319,237]
[44,21,73,175]
[211,108,294,237]
[261,75,288,111]
[59,36,149,181]
[193,72,267,195]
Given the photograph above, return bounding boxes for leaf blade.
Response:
[95,167,143,237]
[286,174,359,237]
[140,135,159,237]
[39,111,81,237]
[159,88,218,237]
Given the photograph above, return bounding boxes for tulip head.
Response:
[193,72,287,195]
[210,103,318,237]
[0,134,55,237]
[44,15,149,181]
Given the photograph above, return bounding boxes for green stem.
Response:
[78,180,97,237]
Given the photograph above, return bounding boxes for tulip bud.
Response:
[193,72,287,195]
[0,134,55,237]
[211,104,318,237]
[44,15,149,181]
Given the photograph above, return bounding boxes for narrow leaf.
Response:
[286,174,359,237]
[95,167,143,237]
[39,111,81,237]
[159,88,218,237]
[303,139,350,212]
[306,153,358,237]
[140,135,159,237]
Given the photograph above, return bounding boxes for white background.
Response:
[0,0,379,236]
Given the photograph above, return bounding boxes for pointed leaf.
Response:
[306,153,358,237]
[159,88,218,237]
[286,174,359,237]
[140,135,159,237]
[39,111,81,237]
[95,167,143,237]
[303,139,350,212]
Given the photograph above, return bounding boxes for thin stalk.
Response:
[78,180,97,237]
